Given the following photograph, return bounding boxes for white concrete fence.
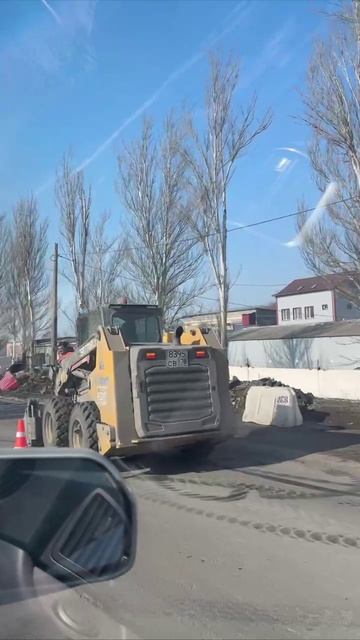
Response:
[229,366,360,401]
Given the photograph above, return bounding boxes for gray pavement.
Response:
[113,427,360,639]
[1,399,360,638]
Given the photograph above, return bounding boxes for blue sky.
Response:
[0,0,328,326]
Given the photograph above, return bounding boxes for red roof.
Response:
[275,274,353,298]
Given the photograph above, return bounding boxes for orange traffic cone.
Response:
[14,419,28,449]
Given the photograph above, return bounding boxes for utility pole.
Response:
[51,242,58,366]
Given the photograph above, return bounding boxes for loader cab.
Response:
[76,304,163,346]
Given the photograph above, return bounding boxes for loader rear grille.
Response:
[144,365,213,423]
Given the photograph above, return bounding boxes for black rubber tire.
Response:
[69,402,100,451]
[42,397,72,447]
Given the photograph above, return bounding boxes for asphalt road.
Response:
[1,399,360,639]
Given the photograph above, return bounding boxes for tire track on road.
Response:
[140,472,357,503]
[134,487,360,550]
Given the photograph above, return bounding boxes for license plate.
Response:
[166,349,188,368]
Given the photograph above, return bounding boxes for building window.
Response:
[304,305,314,319]
[322,304,328,310]
[292,307,302,320]
[281,308,290,321]
[347,302,353,310]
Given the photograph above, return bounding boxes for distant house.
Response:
[181,306,276,337]
[275,275,360,325]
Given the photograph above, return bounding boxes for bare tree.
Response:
[55,153,91,311]
[9,197,48,363]
[0,215,8,294]
[297,0,360,303]
[182,53,272,347]
[2,272,19,360]
[0,215,14,352]
[117,116,204,326]
[87,211,126,307]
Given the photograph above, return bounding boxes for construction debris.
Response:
[0,364,53,396]
[0,371,19,392]
[230,376,314,415]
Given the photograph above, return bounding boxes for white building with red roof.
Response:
[275,275,360,325]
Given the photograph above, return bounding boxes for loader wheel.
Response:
[69,402,99,451]
[42,397,72,447]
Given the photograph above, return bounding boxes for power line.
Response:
[194,295,268,308]
[56,193,357,305]
[56,254,260,307]
[231,283,285,287]
[80,195,357,258]
[58,254,142,285]
[57,253,285,290]
[225,196,356,233]
[52,194,357,315]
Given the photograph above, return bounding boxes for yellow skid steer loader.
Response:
[26,303,234,458]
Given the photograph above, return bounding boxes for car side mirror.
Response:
[0,449,136,599]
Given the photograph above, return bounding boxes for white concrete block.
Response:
[242,385,303,427]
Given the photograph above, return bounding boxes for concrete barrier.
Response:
[229,366,360,401]
[243,386,303,427]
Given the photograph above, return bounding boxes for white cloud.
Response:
[240,21,295,89]
[277,146,308,159]
[76,1,252,173]
[34,0,252,190]
[286,182,338,248]
[40,0,62,25]
[0,0,97,79]
[275,157,291,172]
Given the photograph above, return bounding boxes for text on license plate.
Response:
[166,350,188,367]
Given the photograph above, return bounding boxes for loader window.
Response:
[111,309,161,344]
